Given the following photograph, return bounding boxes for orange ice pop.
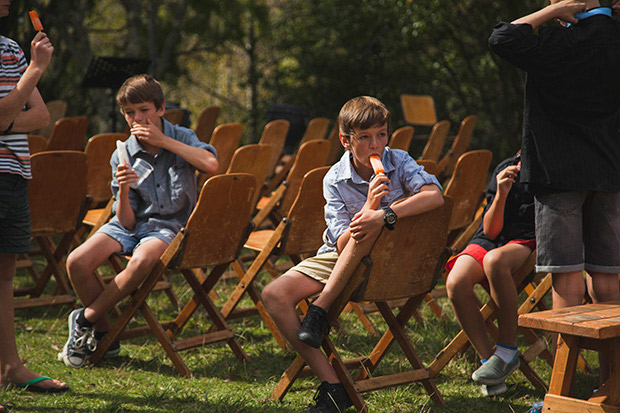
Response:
[369,155,384,174]
[29,11,44,32]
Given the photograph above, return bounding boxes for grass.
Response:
[4,257,602,412]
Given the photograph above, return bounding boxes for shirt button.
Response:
[160,204,164,208]
[156,184,160,188]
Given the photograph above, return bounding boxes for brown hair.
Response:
[116,74,164,112]
[337,96,392,138]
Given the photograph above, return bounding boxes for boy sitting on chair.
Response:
[60,74,218,368]
[262,96,443,412]
[445,153,535,396]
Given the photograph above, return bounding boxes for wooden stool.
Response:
[519,300,620,412]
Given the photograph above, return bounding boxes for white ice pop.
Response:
[116,140,130,166]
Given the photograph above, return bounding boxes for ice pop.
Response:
[116,140,130,166]
[369,155,384,174]
[29,11,44,32]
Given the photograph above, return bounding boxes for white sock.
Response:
[494,343,518,364]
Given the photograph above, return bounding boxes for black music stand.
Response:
[81,56,151,132]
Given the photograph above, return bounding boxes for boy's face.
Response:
[340,123,389,177]
[122,101,165,129]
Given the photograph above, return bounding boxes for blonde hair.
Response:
[337,96,392,138]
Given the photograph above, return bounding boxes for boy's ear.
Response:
[156,100,166,117]
[339,133,350,150]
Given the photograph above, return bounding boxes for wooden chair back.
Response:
[194,105,221,143]
[417,159,439,177]
[209,123,243,175]
[85,133,128,206]
[353,197,452,302]
[401,94,437,126]
[388,126,414,151]
[280,166,330,256]
[226,144,272,207]
[443,149,492,232]
[326,122,344,165]
[35,100,67,139]
[163,109,185,125]
[420,120,450,162]
[279,139,330,214]
[29,151,88,236]
[46,116,89,151]
[437,115,478,179]
[259,119,290,177]
[299,117,330,145]
[174,173,256,269]
[27,134,47,155]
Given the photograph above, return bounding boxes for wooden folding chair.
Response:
[437,115,478,181]
[420,120,450,162]
[400,94,437,127]
[14,151,90,310]
[226,144,272,208]
[194,105,221,143]
[162,108,185,125]
[27,134,47,155]
[219,167,331,351]
[33,99,67,139]
[85,133,128,208]
[196,123,244,189]
[254,139,330,228]
[299,117,330,145]
[88,173,257,376]
[271,197,454,411]
[259,119,290,179]
[388,126,414,152]
[417,159,439,176]
[326,123,344,165]
[46,116,89,151]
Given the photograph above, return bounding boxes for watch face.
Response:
[386,212,397,225]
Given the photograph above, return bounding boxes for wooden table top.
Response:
[519,300,620,340]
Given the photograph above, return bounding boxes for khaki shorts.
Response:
[291,251,339,284]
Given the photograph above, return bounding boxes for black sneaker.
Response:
[88,332,121,359]
[297,304,328,348]
[308,381,353,413]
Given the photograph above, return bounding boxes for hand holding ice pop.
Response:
[29,11,43,31]
[369,155,384,175]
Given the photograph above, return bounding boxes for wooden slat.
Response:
[174,330,236,351]
[355,369,430,393]
[543,393,620,413]
[13,295,75,309]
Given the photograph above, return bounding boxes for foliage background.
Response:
[3,0,545,162]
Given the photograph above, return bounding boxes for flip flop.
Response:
[17,376,69,393]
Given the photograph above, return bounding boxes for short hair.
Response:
[338,96,392,138]
[116,74,164,112]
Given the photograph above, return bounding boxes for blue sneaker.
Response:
[58,309,94,368]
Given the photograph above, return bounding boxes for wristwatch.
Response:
[382,207,397,230]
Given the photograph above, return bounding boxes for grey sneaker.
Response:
[472,355,520,385]
[481,382,507,396]
[58,309,95,368]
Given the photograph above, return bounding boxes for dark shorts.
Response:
[535,190,620,273]
[0,173,31,254]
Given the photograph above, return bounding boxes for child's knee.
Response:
[125,254,158,276]
[446,272,473,301]
[66,249,94,280]
[262,282,285,312]
[482,250,504,275]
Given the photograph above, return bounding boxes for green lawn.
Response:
[4,261,601,412]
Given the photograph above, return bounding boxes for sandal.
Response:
[17,376,69,393]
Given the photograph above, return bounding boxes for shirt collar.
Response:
[333,147,396,184]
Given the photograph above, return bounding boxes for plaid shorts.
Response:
[0,174,31,254]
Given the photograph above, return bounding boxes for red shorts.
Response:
[445,239,536,273]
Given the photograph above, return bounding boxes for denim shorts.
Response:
[97,220,176,255]
[535,190,620,273]
[0,174,31,254]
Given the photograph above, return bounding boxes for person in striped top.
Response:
[0,0,68,402]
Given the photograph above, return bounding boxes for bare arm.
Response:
[9,88,49,133]
[0,32,53,131]
[131,118,218,173]
[512,1,586,29]
[483,165,520,240]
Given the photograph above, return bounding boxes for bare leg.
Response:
[262,270,339,382]
[312,230,380,311]
[586,271,620,385]
[551,271,585,308]
[83,238,168,330]
[483,244,532,347]
[446,255,493,359]
[0,253,67,390]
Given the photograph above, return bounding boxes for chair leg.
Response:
[322,337,369,412]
